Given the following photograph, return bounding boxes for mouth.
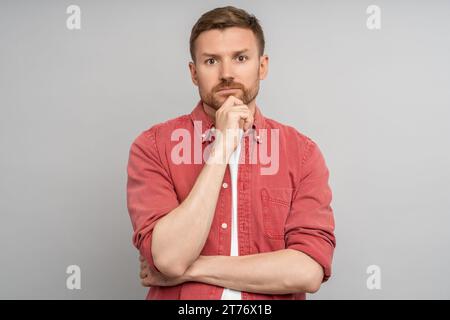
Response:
[216,88,241,93]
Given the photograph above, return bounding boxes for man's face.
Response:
[189,27,268,110]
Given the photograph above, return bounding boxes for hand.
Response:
[213,95,254,159]
[139,255,188,287]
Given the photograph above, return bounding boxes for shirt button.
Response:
[221,223,228,229]
[222,182,228,189]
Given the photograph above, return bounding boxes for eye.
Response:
[205,58,217,65]
[236,55,248,62]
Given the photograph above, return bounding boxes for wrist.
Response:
[206,140,233,165]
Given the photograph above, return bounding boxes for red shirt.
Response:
[127,100,336,300]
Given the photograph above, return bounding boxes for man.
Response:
[127,6,336,300]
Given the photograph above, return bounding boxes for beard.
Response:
[200,79,260,110]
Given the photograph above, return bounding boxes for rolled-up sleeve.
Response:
[126,126,179,271]
[285,137,336,282]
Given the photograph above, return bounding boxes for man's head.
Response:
[188,6,269,111]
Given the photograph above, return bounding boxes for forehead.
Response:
[195,27,257,56]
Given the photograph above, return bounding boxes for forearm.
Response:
[184,249,324,295]
[151,142,228,277]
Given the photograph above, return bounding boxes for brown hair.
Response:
[189,6,265,63]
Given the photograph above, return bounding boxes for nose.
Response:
[219,58,234,80]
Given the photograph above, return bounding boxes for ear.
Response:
[259,54,269,80]
[189,61,199,86]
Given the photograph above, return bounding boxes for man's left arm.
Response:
[140,249,322,294]
[185,249,324,294]
[184,137,336,295]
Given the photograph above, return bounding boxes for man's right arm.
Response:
[150,141,228,278]
[151,96,254,278]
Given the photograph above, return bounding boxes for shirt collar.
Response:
[189,99,266,144]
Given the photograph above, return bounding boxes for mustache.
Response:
[215,82,244,92]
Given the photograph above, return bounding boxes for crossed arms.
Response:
[140,249,324,294]
[128,125,335,295]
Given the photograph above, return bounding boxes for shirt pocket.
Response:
[260,187,293,240]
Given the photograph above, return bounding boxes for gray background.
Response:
[1,0,449,299]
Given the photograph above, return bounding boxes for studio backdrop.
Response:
[1,0,449,299]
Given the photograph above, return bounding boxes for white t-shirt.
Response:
[221,130,244,300]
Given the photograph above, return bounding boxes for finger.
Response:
[243,113,254,132]
[232,98,244,106]
[140,269,148,279]
[229,111,252,130]
[228,105,249,112]
[227,95,243,105]
[228,109,251,118]
[141,278,152,287]
[232,110,253,125]
[225,113,247,132]
[238,118,245,130]
[221,95,243,109]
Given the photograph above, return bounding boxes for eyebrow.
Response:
[200,49,249,58]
